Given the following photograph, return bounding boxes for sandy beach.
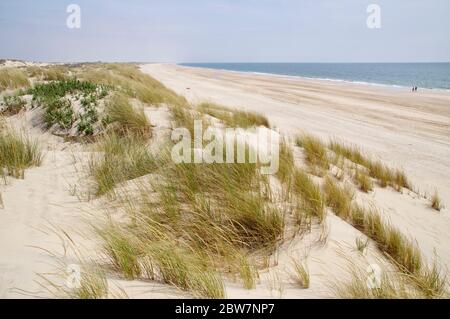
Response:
[141,64,450,200]
[0,62,449,299]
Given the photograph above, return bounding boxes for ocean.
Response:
[180,63,450,90]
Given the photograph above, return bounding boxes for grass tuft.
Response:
[296,134,329,171]
[0,128,42,178]
[323,176,354,220]
[292,259,310,289]
[353,169,374,193]
[88,132,156,196]
[105,93,150,137]
[430,191,443,211]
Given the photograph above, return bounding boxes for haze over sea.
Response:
[181,63,450,90]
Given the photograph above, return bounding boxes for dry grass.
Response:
[353,169,374,193]
[292,169,326,223]
[328,139,412,191]
[276,138,295,185]
[296,134,329,171]
[0,68,30,90]
[322,173,446,297]
[27,65,70,81]
[198,102,269,128]
[0,128,42,178]
[81,64,186,106]
[88,132,157,196]
[430,191,443,211]
[91,132,286,296]
[323,176,354,220]
[106,93,151,137]
[73,268,109,299]
[292,259,310,289]
[350,204,447,297]
[333,261,417,299]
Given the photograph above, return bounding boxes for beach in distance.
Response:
[181,63,450,91]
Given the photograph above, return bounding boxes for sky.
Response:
[0,0,449,63]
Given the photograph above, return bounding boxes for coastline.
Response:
[141,63,450,199]
[179,63,450,93]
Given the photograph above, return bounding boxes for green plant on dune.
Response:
[0,95,26,115]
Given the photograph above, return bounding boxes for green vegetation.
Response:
[0,95,26,115]
[27,78,109,134]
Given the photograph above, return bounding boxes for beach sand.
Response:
[140,63,450,278]
[0,63,449,298]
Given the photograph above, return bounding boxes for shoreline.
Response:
[178,63,450,93]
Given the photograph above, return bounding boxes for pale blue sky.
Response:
[0,0,449,62]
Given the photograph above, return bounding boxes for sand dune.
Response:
[0,63,448,298]
[141,63,450,271]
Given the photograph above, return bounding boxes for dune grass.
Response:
[93,137,285,295]
[323,176,354,220]
[292,259,310,289]
[81,64,186,106]
[0,128,42,178]
[97,218,226,298]
[430,191,443,211]
[353,169,374,193]
[0,68,30,91]
[328,139,412,191]
[276,138,295,185]
[27,65,70,81]
[323,175,447,298]
[73,268,109,299]
[296,134,329,171]
[105,93,150,136]
[292,169,326,223]
[198,102,270,128]
[333,262,416,299]
[88,132,157,196]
